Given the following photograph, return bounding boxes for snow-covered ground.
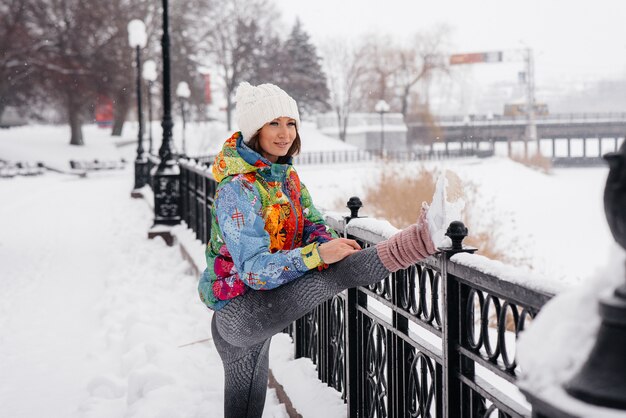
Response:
[0,122,622,417]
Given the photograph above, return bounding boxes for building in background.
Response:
[316,112,408,151]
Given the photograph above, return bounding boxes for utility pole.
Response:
[449,48,540,157]
[525,48,538,158]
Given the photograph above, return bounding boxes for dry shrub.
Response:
[362,164,531,268]
[363,164,436,227]
[510,151,552,174]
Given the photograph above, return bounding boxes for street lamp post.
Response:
[462,114,470,153]
[487,112,494,153]
[142,59,157,155]
[128,19,148,198]
[525,48,537,159]
[176,81,191,157]
[148,0,181,245]
[375,99,390,157]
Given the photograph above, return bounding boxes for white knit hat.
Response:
[234,82,300,140]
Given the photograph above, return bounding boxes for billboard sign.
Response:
[449,51,503,65]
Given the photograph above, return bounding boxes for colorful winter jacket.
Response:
[198,132,338,311]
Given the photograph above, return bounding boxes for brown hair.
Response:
[246,129,301,164]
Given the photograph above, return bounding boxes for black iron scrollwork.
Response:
[305,310,318,363]
[329,295,346,397]
[365,321,388,418]
[399,265,443,330]
[465,288,529,376]
[407,350,436,418]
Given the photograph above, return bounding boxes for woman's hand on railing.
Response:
[318,238,361,264]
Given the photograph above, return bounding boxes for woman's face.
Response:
[258,117,297,163]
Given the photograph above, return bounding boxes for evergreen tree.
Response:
[280,19,330,117]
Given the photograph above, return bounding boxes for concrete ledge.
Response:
[178,237,201,276]
[147,229,176,246]
[268,369,303,418]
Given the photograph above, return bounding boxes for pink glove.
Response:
[375,204,437,273]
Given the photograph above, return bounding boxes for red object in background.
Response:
[95,95,114,128]
[203,73,212,104]
[449,51,502,65]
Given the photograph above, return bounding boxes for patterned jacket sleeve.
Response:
[300,182,339,245]
[215,178,324,290]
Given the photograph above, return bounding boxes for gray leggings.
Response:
[211,246,390,418]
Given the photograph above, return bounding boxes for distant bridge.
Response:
[407,112,626,166]
[408,112,626,143]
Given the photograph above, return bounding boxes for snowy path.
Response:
[0,170,302,418]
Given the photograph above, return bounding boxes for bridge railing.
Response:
[177,157,556,417]
[423,112,626,124]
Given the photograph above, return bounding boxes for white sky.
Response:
[275,0,626,87]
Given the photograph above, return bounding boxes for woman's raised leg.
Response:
[215,246,388,348]
[214,206,437,348]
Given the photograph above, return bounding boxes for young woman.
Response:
[199,82,441,418]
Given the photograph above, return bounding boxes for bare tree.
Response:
[197,0,280,131]
[0,0,40,122]
[354,34,403,113]
[2,0,210,144]
[26,0,100,145]
[103,0,207,136]
[100,1,157,136]
[351,27,451,119]
[395,25,451,118]
[321,39,368,142]
[25,0,155,145]
[166,0,213,121]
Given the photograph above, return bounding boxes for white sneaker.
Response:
[426,171,465,248]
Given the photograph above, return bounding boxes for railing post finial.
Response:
[441,221,476,257]
[346,196,363,223]
[445,220,468,250]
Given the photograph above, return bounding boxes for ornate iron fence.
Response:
[176,158,555,417]
[290,213,553,418]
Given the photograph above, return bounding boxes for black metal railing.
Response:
[178,159,217,244]
[176,158,555,417]
[286,212,553,418]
